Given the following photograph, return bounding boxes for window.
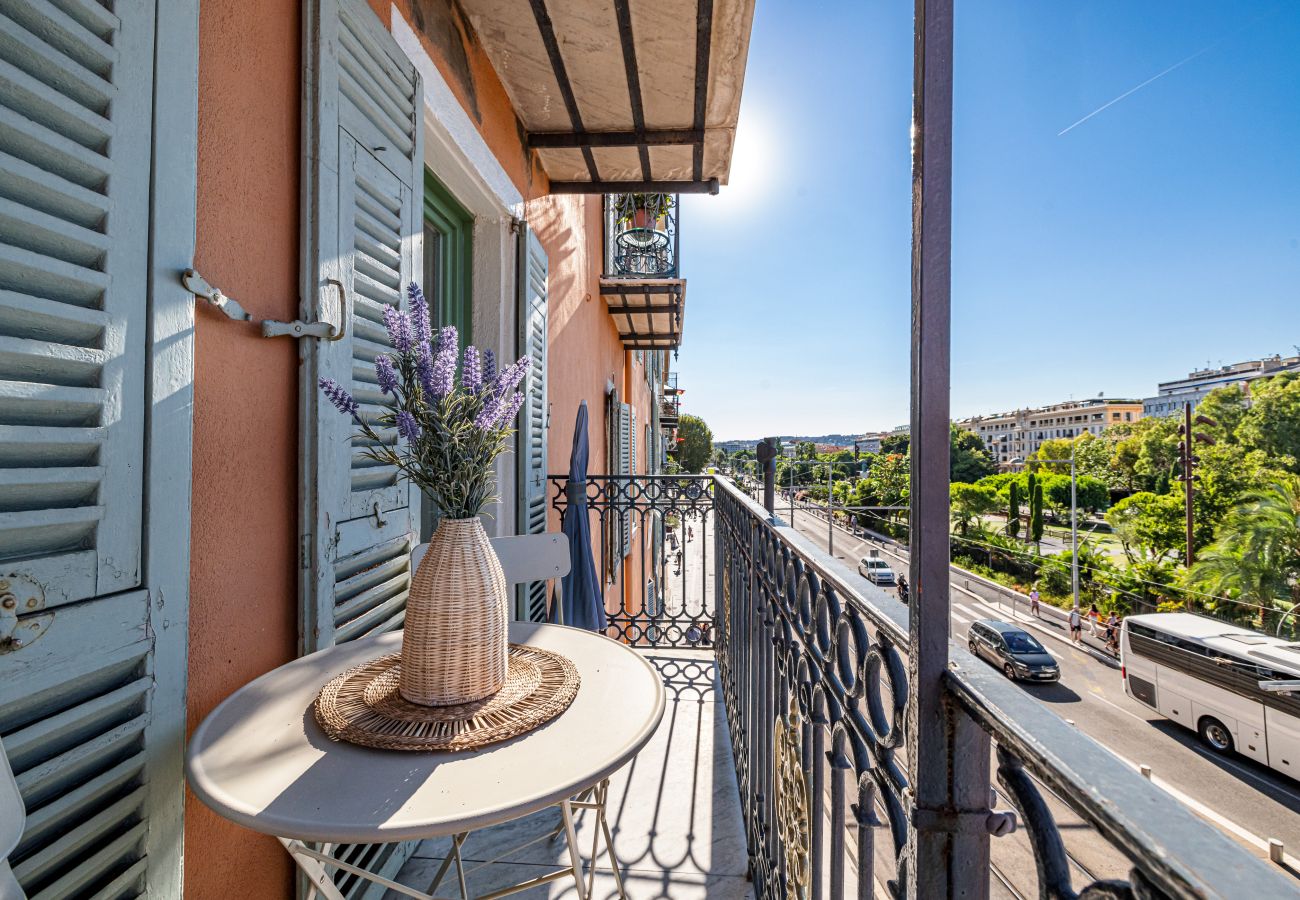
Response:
[423,171,474,345]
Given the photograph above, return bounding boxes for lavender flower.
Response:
[407,284,432,346]
[473,392,506,431]
[498,392,525,427]
[396,410,421,442]
[382,306,413,353]
[435,325,457,355]
[416,347,436,399]
[374,354,398,395]
[482,348,497,384]
[319,377,359,417]
[491,357,529,398]
[430,342,457,398]
[462,346,482,392]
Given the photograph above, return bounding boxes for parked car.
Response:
[858,557,896,585]
[967,620,1059,682]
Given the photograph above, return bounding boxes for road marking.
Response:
[1109,749,1300,870]
[950,608,975,625]
[1185,743,1300,806]
[1087,686,1152,725]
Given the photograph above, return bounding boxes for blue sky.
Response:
[678,1,1300,440]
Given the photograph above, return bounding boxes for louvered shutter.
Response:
[619,402,631,558]
[301,0,422,893]
[0,0,178,896]
[302,0,422,654]
[515,226,548,622]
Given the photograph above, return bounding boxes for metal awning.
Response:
[458,0,756,194]
[600,277,685,349]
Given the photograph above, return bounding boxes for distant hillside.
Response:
[715,433,865,452]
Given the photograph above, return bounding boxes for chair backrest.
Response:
[0,737,26,899]
[409,533,571,588]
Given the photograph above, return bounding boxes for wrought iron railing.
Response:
[550,471,1297,898]
[603,193,680,278]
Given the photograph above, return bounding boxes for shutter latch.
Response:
[263,279,351,341]
[182,270,351,341]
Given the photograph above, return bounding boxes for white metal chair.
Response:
[411,532,571,622]
[1,737,27,900]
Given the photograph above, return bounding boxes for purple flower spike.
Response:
[498,392,525,427]
[430,343,457,397]
[382,305,413,353]
[319,377,359,417]
[396,410,421,442]
[473,392,504,430]
[407,284,432,346]
[492,357,529,397]
[416,347,436,398]
[482,349,497,383]
[374,354,398,395]
[462,346,482,392]
[435,325,457,356]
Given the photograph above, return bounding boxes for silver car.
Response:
[858,557,896,585]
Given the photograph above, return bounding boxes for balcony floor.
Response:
[386,650,753,899]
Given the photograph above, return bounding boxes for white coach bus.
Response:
[1121,612,1300,779]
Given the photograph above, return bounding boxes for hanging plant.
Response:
[615,192,674,228]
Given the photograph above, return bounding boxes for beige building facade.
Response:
[959,398,1144,467]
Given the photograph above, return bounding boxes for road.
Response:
[779,498,1300,890]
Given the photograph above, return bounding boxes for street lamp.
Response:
[1010,445,1079,611]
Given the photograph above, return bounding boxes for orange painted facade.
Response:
[185,2,660,896]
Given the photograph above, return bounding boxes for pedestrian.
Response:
[688,524,694,541]
[1029,587,1040,618]
[1087,603,1099,636]
[1068,606,1082,643]
[1104,611,1119,655]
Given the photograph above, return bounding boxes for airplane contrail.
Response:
[1057,45,1216,136]
[1057,12,1272,137]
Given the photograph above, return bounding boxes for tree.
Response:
[880,432,909,456]
[1030,439,1073,474]
[951,483,997,535]
[1187,477,1300,625]
[1007,480,1021,537]
[676,414,713,473]
[1196,385,1250,444]
[1105,491,1184,563]
[1236,373,1300,472]
[1029,482,1044,549]
[951,425,997,483]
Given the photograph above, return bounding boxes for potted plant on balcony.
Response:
[319,284,528,706]
[616,192,674,230]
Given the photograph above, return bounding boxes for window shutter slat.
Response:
[516,226,549,622]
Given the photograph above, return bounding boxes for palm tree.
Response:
[1188,477,1300,628]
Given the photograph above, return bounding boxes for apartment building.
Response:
[1144,354,1300,417]
[959,398,1144,466]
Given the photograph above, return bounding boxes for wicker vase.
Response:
[400,517,509,706]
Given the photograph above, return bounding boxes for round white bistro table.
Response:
[186,622,665,900]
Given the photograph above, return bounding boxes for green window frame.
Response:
[422,169,473,347]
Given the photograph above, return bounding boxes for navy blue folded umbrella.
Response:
[551,401,606,632]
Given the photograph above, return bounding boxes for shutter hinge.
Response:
[509,216,525,235]
[0,575,52,653]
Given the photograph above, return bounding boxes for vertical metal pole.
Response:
[790,464,795,523]
[1070,447,1079,611]
[760,438,776,516]
[908,1,990,897]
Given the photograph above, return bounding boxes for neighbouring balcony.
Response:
[380,474,1300,899]
[600,194,685,353]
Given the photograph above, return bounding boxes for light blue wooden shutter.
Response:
[0,0,181,896]
[301,0,422,893]
[516,227,548,622]
[302,0,423,654]
[619,402,631,558]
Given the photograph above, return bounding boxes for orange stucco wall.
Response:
[185,1,301,897]
[183,2,656,896]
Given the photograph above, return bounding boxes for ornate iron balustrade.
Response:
[603,193,680,278]
[549,474,713,647]
[552,470,1298,898]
